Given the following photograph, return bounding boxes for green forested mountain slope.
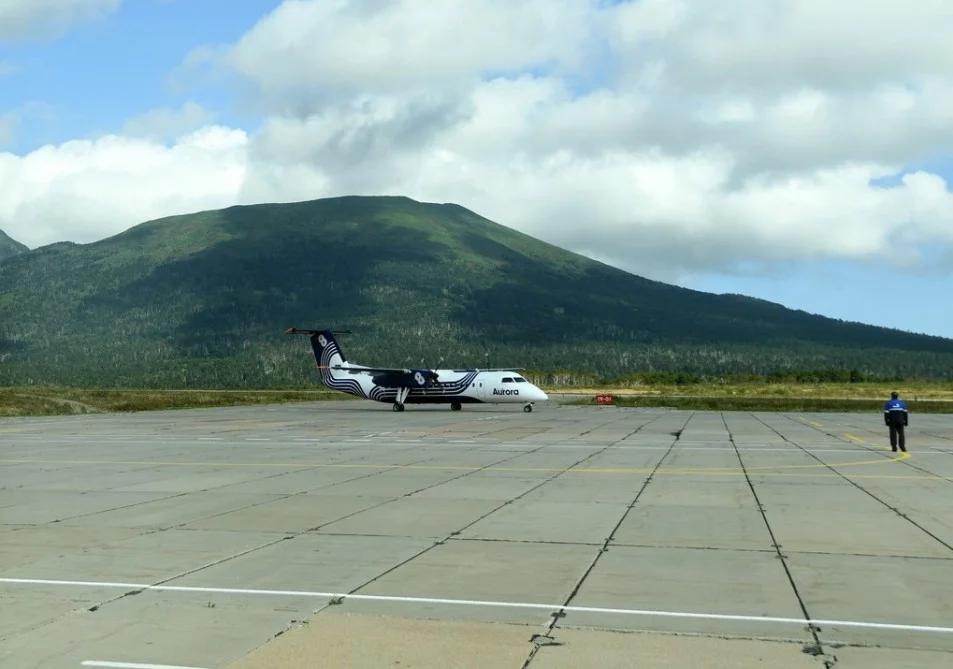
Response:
[0,229,29,263]
[1,195,951,388]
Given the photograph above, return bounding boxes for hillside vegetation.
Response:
[0,229,28,263]
[2,196,953,388]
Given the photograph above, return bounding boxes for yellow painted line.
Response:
[653,470,936,481]
[0,452,913,476]
[0,460,938,481]
[658,452,910,472]
[809,421,823,428]
[843,432,898,452]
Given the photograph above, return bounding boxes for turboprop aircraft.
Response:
[285,328,548,412]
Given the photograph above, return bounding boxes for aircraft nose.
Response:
[535,386,549,401]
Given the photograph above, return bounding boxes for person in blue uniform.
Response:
[884,392,908,452]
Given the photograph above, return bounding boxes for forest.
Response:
[2,196,952,389]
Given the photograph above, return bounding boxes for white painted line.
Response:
[82,662,210,669]
[5,577,953,635]
[246,438,271,442]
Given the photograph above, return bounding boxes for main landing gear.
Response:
[450,401,462,411]
[392,387,411,412]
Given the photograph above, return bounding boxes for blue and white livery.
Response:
[286,328,549,413]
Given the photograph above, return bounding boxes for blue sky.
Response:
[0,0,276,152]
[686,264,953,340]
[2,0,952,341]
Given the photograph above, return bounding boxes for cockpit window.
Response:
[514,377,527,382]
[502,377,514,383]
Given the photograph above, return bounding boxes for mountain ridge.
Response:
[1,195,951,388]
[0,228,29,262]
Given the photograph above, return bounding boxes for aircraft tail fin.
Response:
[285,328,351,382]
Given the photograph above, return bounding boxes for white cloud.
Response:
[0,0,123,41]
[121,101,216,141]
[4,0,953,282]
[224,0,599,95]
[0,127,248,247]
[607,0,953,93]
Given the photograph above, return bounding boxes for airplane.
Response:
[285,328,549,412]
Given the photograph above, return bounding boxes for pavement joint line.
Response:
[310,412,669,625]
[769,414,953,554]
[520,413,687,667]
[726,415,827,660]
[32,442,488,622]
[794,416,953,484]
[5,578,953,636]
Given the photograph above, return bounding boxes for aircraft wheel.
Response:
[523,404,533,413]
[393,403,404,412]
[451,402,462,411]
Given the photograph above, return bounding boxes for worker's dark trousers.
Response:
[889,424,906,452]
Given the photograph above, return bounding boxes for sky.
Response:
[2,0,953,339]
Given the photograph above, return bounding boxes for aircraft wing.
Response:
[332,365,417,375]
[451,368,525,372]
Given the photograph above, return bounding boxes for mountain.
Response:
[0,229,28,263]
[1,195,952,388]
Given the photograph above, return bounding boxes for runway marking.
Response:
[843,433,866,444]
[5,578,953,636]
[82,662,210,669]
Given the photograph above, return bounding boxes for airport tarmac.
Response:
[1,400,952,668]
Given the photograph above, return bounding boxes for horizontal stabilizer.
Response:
[466,368,525,372]
[284,327,352,336]
[332,365,412,374]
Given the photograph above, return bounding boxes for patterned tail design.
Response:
[310,331,367,399]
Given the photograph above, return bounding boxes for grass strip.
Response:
[567,394,953,413]
[0,387,351,417]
